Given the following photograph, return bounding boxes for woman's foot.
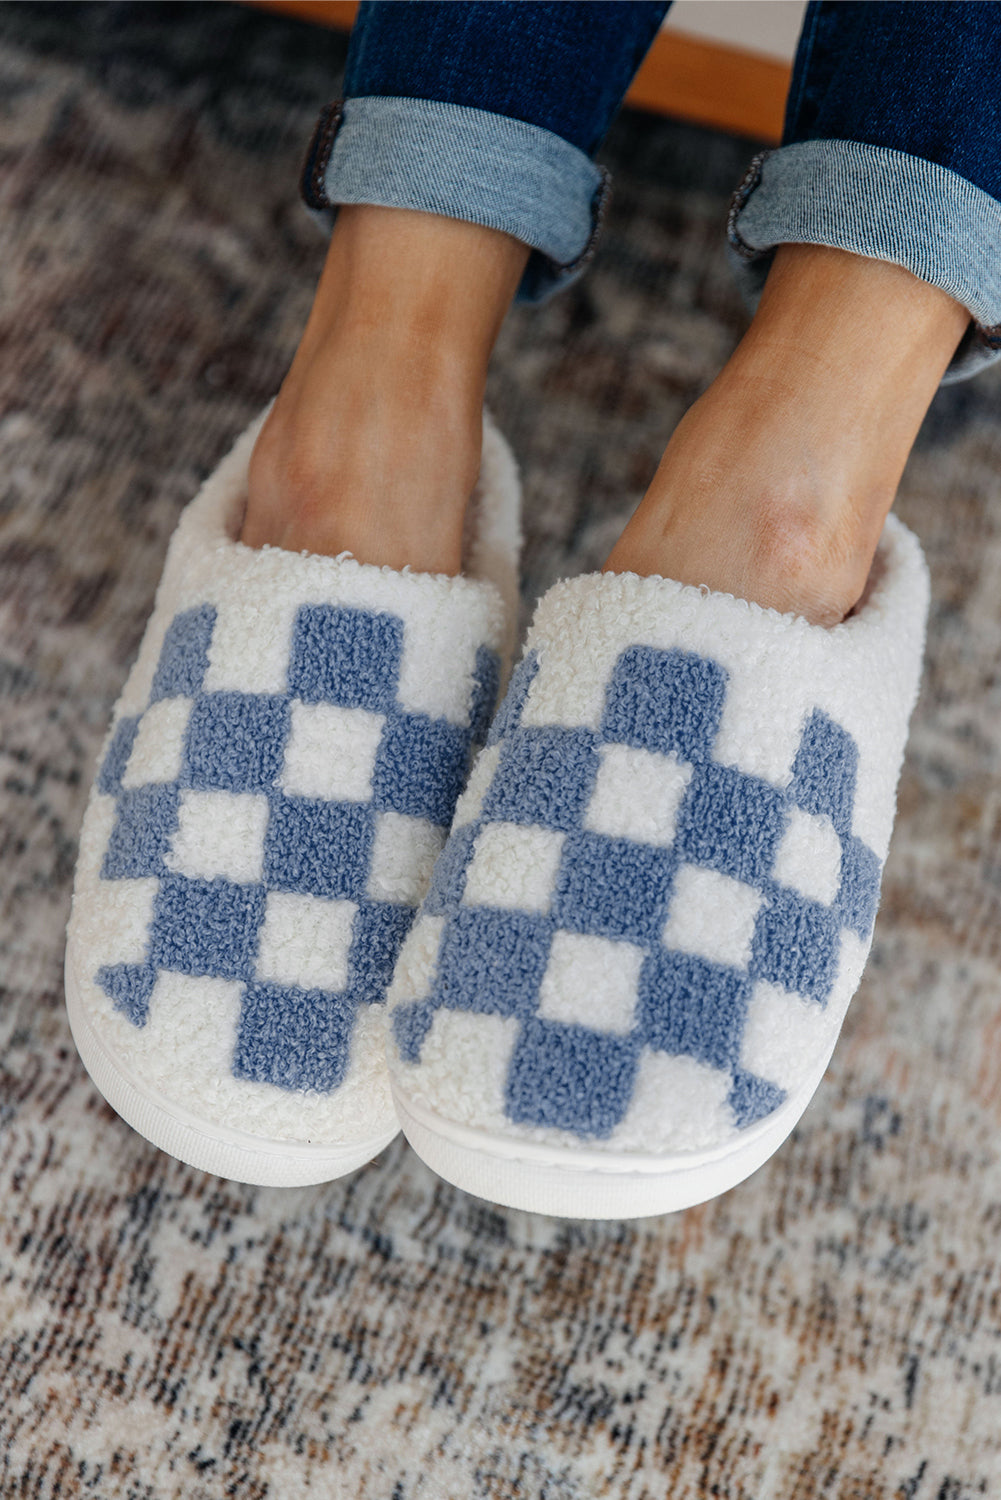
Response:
[243,206,528,575]
[604,245,969,625]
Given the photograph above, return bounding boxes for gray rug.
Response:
[1,4,999,1495]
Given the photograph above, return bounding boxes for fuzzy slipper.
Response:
[64,410,520,1186]
[386,517,929,1218]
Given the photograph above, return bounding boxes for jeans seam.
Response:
[299,96,606,287]
[726,151,771,261]
[300,100,344,211]
[556,166,611,275]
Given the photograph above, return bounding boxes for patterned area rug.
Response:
[1,4,1000,1496]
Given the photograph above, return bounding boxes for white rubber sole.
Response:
[392,1045,837,1219]
[64,948,398,1187]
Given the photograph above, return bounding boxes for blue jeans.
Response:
[302,0,1001,381]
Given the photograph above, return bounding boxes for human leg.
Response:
[603,242,968,624]
[243,205,528,574]
[243,0,670,570]
[604,1,1001,622]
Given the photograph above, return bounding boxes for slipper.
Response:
[64,409,520,1186]
[386,516,929,1218]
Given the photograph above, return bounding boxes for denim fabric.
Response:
[305,97,611,303]
[784,1,1001,200]
[729,142,1001,381]
[728,1,1001,380]
[305,0,668,300]
[306,0,1001,365]
[344,0,671,159]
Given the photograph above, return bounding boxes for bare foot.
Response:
[242,206,528,574]
[604,245,969,625]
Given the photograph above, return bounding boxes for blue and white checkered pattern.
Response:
[94,600,500,1095]
[392,643,883,1140]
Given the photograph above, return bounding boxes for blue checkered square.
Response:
[836,834,881,938]
[392,999,437,1064]
[97,717,140,796]
[483,728,600,832]
[96,962,157,1026]
[729,1068,787,1128]
[288,604,403,710]
[149,875,265,981]
[601,646,727,761]
[750,887,841,1003]
[638,950,750,1070]
[674,763,786,885]
[505,1019,641,1138]
[233,983,355,1092]
[433,907,552,1018]
[346,902,416,1006]
[552,832,674,945]
[264,796,374,900]
[150,605,215,702]
[185,692,290,794]
[102,785,179,879]
[790,709,858,837]
[373,713,471,825]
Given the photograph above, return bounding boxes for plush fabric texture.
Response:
[65,411,519,1147]
[5,5,1001,1495]
[388,518,929,1156]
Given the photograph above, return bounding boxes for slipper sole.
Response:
[65,939,398,1185]
[391,1033,835,1219]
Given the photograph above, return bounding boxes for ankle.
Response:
[706,481,888,625]
[605,469,885,627]
[606,245,968,623]
[603,376,897,625]
[242,206,526,570]
[245,371,483,573]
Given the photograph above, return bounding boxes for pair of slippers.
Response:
[65,412,928,1218]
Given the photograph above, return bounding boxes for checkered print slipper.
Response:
[64,409,520,1186]
[386,516,929,1218]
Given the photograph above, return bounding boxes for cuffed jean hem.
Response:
[301,95,610,303]
[727,140,1001,384]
